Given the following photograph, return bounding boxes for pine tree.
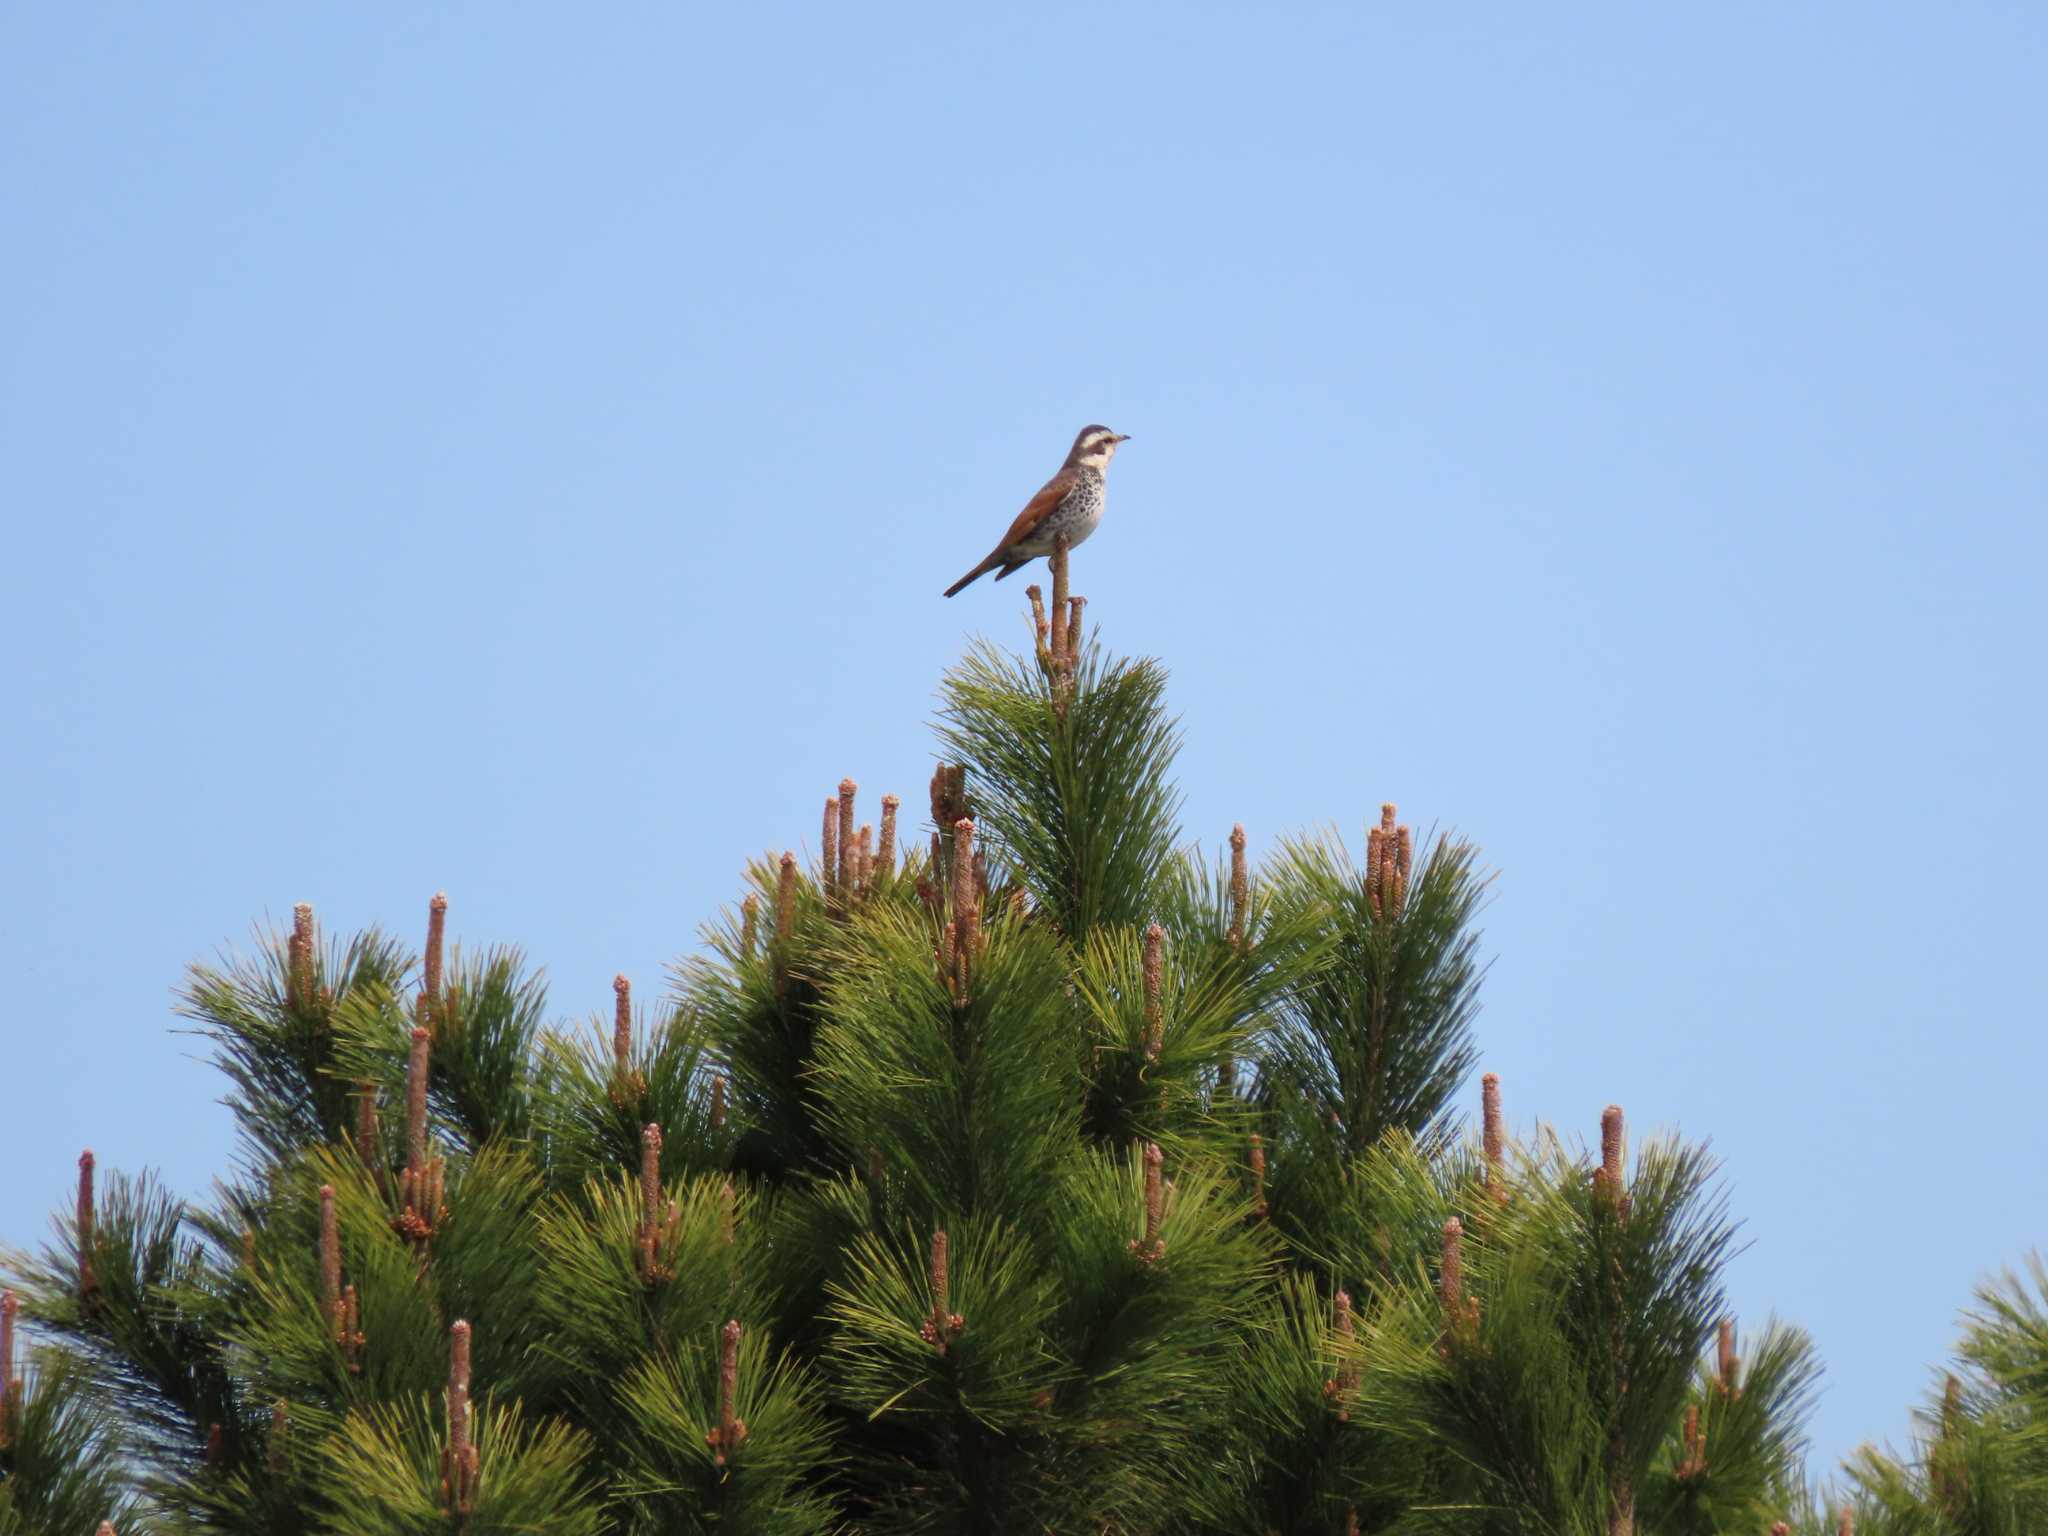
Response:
[1828,1256,2048,1532]
[3,550,1824,1532]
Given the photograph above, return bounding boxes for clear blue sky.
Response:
[4,4,2042,1481]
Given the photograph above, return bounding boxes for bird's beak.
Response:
[1114,433,1132,443]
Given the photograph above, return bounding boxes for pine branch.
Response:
[179,913,412,1171]
[809,902,1081,1232]
[0,1348,143,1535]
[1257,816,1488,1169]
[936,635,1183,942]
[2,1165,240,1472]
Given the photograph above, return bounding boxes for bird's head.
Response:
[1067,424,1130,471]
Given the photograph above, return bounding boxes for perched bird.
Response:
[943,425,1130,597]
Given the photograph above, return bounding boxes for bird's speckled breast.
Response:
[1026,468,1105,555]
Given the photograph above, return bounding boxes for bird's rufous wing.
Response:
[991,469,1076,553]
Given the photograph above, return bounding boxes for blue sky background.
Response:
[4,3,2042,1483]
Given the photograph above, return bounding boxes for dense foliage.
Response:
[3,584,2039,1533]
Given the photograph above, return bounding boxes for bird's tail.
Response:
[943,554,999,598]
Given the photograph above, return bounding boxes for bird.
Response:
[943,425,1130,597]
